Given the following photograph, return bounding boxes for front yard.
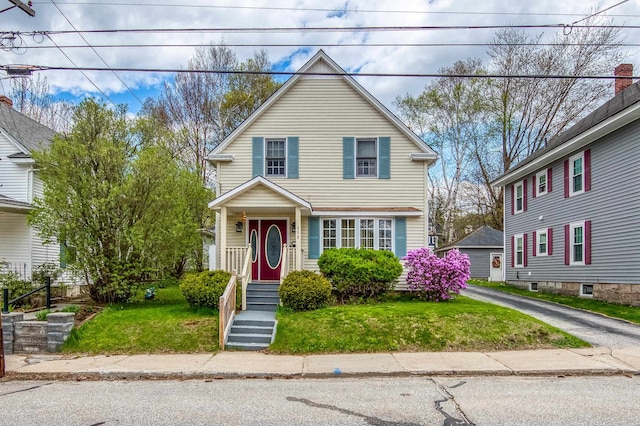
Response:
[61,284,587,354]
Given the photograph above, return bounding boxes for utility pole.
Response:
[0,0,35,17]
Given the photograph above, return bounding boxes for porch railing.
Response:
[218,271,237,350]
[280,244,288,283]
[240,247,252,310]
[225,247,248,275]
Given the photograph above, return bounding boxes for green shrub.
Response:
[280,270,332,311]
[179,270,233,310]
[35,309,51,321]
[0,268,36,308]
[318,248,403,302]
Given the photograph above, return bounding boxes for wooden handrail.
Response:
[240,245,252,311]
[218,271,237,350]
[280,243,288,283]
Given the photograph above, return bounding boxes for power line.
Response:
[50,0,143,106]
[36,24,640,36]
[27,1,640,18]
[7,65,636,80]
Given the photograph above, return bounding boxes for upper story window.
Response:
[265,138,286,177]
[536,171,548,196]
[570,153,584,195]
[356,138,377,177]
[514,181,524,213]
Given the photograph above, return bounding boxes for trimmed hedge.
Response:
[279,270,332,311]
[179,270,234,310]
[318,248,403,302]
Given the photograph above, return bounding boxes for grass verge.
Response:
[269,296,588,354]
[469,279,640,324]
[62,285,218,354]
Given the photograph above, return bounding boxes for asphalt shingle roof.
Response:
[0,101,56,155]
[436,226,504,252]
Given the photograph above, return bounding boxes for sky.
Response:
[1,0,639,115]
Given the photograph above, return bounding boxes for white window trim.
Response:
[536,228,548,257]
[514,233,524,268]
[265,137,287,178]
[320,217,394,252]
[569,152,585,197]
[569,220,585,266]
[514,181,524,214]
[355,137,379,179]
[536,170,548,197]
[580,283,594,298]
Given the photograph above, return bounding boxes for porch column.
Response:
[220,206,227,272]
[295,206,302,270]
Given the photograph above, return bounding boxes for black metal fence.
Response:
[2,276,51,314]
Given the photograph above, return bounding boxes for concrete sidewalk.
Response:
[3,346,640,380]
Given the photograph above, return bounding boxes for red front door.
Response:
[249,219,287,281]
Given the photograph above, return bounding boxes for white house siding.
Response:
[0,212,31,275]
[0,135,30,202]
[504,119,640,288]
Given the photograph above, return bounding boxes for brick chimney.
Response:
[615,64,633,95]
[0,95,13,108]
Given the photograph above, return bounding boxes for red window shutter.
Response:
[547,168,553,192]
[564,224,570,265]
[511,185,514,215]
[548,227,553,255]
[585,220,592,264]
[532,231,537,256]
[511,235,514,267]
[584,149,591,192]
[532,176,537,198]
[523,179,528,211]
[564,159,569,198]
[523,233,528,267]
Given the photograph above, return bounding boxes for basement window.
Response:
[529,282,538,292]
[580,284,594,297]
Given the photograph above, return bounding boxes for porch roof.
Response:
[0,194,32,213]
[208,176,312,211]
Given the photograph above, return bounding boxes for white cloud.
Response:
[1,0,638,112]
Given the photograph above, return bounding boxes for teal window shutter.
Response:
[343,137,355,179]
[394,217,407,257]
[379,136,390,179]
[308,217,321,259]
[252,137,264,177]
[287,136,299,178]
[59,243,67,269]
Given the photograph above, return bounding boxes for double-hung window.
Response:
[265,138,286,177]
[514,234,524,267]
[356,138,377,177]
[537,229,548,256]
[320,218,394,251]
[570,153,584,196]
[570,221,584,265]
[536,171,548,196]
[514,182,524,213]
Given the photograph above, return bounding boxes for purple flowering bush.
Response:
[403,248,470,302]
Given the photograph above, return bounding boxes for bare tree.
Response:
[396,59,489,242]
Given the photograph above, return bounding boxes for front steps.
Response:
[225,282,279,351]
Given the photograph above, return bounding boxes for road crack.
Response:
[0,382,53,397]
[429,379,474,426]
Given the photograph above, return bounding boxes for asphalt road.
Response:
[463,284,640,348]
[1,377,639,426]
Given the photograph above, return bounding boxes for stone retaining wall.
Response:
[1,312,75,354]
[507,281,640,306]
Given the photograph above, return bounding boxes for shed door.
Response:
[489,253,503,282]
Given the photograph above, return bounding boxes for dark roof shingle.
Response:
[0,102,56,154]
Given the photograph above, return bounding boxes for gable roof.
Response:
[210,50,437,160]
[208,176,312,210]
[435,226,504,252]
[0,193,32,212]
[0,101,57,156]
[493,81,640,186]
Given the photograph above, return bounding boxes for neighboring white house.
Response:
[0,95,62,281]
[207,50,437,288]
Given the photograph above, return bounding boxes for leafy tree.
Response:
[29,99,210,303]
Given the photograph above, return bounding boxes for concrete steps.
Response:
[225,283,279,351]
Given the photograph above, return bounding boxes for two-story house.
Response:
[493,64,640,305]
[0,95,61,280]
[207,50,437,289]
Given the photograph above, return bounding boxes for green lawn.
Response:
[469,279,640,324]
[62,285,218,354]
[269,296,588,354]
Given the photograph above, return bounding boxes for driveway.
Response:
[463,284,640,348]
